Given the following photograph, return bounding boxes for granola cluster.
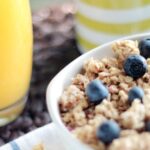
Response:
[59,40,150,150]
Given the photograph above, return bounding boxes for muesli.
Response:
[59,39,150,150]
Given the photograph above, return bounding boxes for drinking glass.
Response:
[0,0,33,126]
[76,0,150,52]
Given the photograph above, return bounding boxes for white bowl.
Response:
[46,32,150,150]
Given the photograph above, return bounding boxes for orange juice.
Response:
[0,0,32,125]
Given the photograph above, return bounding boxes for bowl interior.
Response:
[46,32,150,133]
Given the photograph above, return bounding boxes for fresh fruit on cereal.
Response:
[96,120,120,144]
[59,39,150,150]
[123,55,147,79]
[128,86,144,103]
[139,39,150,58]
[85,79,108,104]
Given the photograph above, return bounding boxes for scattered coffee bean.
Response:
[21,116,33,131]
[34,117,43,127]
[0,130,11,141]
[30,100,44,116]
[11,118,24,130]
[9,131,24,141]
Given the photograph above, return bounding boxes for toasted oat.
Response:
[59,85,85,111]
[112,40,139,64]
[120,101,145,130]
[109,133,150,150]
[33,144,44,150]
[95,100,119,120]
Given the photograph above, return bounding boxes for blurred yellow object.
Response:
[76,0,150,52]
[0,0,32,126]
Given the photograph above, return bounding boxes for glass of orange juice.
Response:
[0,0,33,126]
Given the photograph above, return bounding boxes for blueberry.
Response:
[139,39,150,58]
[124,55,147,79]
[128,86,144,103]
[85,79,108,104]
[96,120,120,144]
[145,121,150,131]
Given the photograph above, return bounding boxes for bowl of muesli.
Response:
[46,33,150,150]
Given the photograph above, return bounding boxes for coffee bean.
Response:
[0,127,7,133]
[34,117,43,127]
[10,118,24,130]
[34,112,51,127]
[21,116,33,131]
[9,131,24,141]
[39,112,51,124]
[30,100,43,115]
[0,130,11,140]
[27,126,37,132]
